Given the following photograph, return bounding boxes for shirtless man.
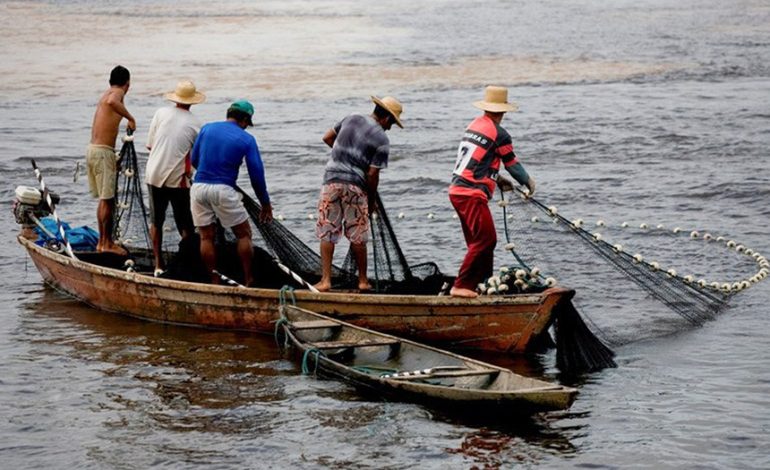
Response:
[87,65,136,255]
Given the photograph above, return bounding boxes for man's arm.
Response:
[322,128,337,148]
[107,89,136,131]
[365,166,380,213]
[245,140,272,223]
[190,131,202,169]
[504,162,536,197]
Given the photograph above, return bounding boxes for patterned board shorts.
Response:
[315,183,369,244]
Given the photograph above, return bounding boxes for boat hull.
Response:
[19,236,570,353]
[281,305,577,414]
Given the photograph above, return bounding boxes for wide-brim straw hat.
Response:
[473,86,518,113]
[164,80,206,105]
[371,95,404,128]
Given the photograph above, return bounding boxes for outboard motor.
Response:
[13,185,59,239]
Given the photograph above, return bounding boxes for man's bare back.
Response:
[91,86,136,147]
[88,66,135,257]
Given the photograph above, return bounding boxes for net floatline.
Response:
[113,132,151,251]
[494,188,768,326]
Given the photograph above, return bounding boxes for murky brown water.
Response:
[1,0,769,468]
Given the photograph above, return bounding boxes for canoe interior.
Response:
[281,305,577,414]
[65,232,555,298]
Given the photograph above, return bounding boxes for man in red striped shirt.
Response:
[448,86,536,298]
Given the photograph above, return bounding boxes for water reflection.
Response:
[18,287,583,465]
[442,412,581,468]
[20,288,291,435]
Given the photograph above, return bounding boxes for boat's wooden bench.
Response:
[310,339,401,350]
[289,320,341,331]
[385,368,500,380]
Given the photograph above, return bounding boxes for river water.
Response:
[1,0,769,468]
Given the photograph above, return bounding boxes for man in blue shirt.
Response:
[190,100,273,286]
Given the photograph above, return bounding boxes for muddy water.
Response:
[1,1,769,468]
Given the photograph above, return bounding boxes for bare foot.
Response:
[358,282,372,293]
[314,281,331,292]
[98,243,128,256]
[450,287,479,298]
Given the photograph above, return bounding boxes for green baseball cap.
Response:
[228,99,254,126]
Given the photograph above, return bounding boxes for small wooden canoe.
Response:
[18,235,572,353]
[279,304,578,414]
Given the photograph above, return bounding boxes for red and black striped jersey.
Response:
[449,115,519,200]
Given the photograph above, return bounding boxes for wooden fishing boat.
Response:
[18,234,571,353]
[279,303,578,414]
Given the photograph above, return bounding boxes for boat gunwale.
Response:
[19,235,569,307]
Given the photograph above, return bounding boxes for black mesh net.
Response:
[112,132,151,251]
[240,189,448,294]
[497,187,764,329]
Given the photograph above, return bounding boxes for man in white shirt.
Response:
[145,80,205,276]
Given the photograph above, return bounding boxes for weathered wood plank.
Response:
[385,369,500,380]
[290,320,341,330]
[311,339,401,349]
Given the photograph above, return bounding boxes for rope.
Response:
[371,212,380,292]
[212,270,244,287]
[274,260,319,292]
[273,316,289,349]
[30,159,76,259]
[278,285,296,306]
[301,348,324,375]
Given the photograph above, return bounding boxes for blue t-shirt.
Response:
[191,120,270,205]
[322,114,389,189]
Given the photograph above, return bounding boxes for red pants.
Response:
[450,193,496,290]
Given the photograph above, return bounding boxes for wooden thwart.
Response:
[386,369,500,380]
[290,320,341,330]
[310,339,401,350]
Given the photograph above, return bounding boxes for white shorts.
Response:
[190,183,248,228]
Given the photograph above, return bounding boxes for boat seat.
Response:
[290,320,342,330]
[310,339,401,350]
[385,368,500,380]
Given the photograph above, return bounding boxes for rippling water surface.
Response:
[1,1,769,468]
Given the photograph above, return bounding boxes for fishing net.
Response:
[239,190,447,294]
[471,184,768,373]
[494,187,768,331]
[112,131,151,251]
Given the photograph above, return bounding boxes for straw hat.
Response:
[473,86,518,113]
[371,95,404,128]
[164,80,206,105]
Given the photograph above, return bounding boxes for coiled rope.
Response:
[301,348,324,376]
[275,286,297,348]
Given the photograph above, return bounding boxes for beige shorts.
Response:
[190,183,248,228]
[86,144,117,199]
